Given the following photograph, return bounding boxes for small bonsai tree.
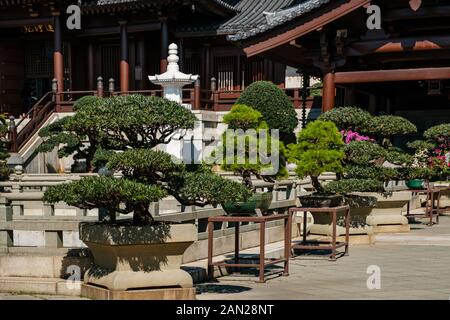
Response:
[215,104,287,189]
[287,120,345,193]
[43,95,251,224]
[406,123,450,180]
[235,81,298,143]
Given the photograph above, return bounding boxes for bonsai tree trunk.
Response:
[133,202,154,225]
[311,175,324,193]
[242,170,253,189]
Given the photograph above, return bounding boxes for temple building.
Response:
[1,0,450,170]
[0,0,294,116]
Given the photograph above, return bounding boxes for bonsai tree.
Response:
[214,104,288,189]
[43,95,251,224]
[235,81,298,143]
[406,123,450,180]
[287,120,345,193]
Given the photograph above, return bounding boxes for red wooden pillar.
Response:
[322,71,335,112]
[160,17,169,73]
[53,14,63,105]
[119,21,129,93]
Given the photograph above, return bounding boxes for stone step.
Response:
[0,277,82,296]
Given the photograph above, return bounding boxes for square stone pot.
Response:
[79,222,197,291]
[353,192,410,229]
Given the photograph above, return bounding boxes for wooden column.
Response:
[119,21,129,92]
[53,15,64,97]
[137,38,146,90]
[87,42,95,90]
[160,17,169,73]
[322,71,335,112]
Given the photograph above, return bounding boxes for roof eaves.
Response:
[227,0,331,41]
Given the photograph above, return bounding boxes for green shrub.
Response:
[223,104,264,131]
[288,120,344,193]
[235,81,297,135]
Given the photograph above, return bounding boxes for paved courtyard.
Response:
[1,216,450,300]
[197,216,450,300]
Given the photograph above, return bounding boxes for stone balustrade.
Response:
[0,172,337,259]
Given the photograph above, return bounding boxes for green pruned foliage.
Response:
[324,179,383,194]
[424,123,450,144]
[344,141,387,166]
[44,176,167,223]
[370,115,417,147]
[235,81,297,135]
[318,107,373,133]
[218,104,288,188]
[288,120,344,193]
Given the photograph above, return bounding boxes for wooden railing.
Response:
[8,92,54,152]
[7,76,321,152]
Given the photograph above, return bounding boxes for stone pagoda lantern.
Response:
[148,43,201,162]
[149,43,198,108]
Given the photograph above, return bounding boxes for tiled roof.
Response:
[217,0,295,34]
[227,0,331,41]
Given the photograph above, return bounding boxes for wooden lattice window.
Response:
[25,40,52,78]
[214,56,237,91]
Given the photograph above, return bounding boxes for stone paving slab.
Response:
[2,217,450,300]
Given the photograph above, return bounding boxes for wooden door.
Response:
[0,41,25,115]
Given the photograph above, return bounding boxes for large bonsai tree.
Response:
[321,107,417,194]
[43,95,251,224]
[214,104,287,189]
[287,120,345,193]
[235,81,298,143]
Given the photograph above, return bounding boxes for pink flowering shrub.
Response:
[340,130,374,144]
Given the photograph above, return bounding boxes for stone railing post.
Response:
[97,76,104,97]
[0,197,13,250]
[8,116,17,153]
[109,78,115,96]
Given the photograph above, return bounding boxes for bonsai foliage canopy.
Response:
[288,120,345,193]
[43,95,251,224]
[217,104,287,189]
[235,81,298,141]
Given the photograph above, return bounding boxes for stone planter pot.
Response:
[298,194,343,208]
[222,191,273,216]
[353,192,411,233]
[309,195,375,243]
[79,222,197,292]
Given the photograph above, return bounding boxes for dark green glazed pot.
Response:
[222,192,273,216]
[406,179,425,189]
